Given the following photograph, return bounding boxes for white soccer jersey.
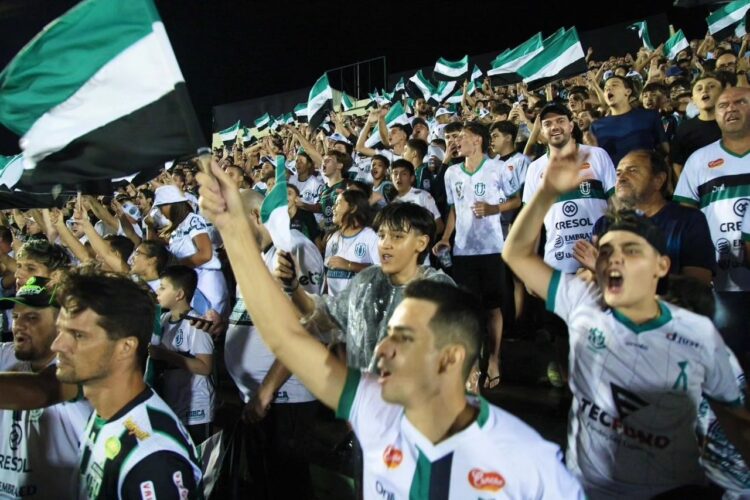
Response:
[0,344,91,499]
[351,155,374,184]
[497,152,530,198]
[396,188,441,221]
[444,157,511,256]
[157,311,215,426]
[324,227,380,297]
[523,145,616,273]
[225,230,323,404]
[674,140,750,292]
[289,173,324,206]
[547,271,742,498]
[336,370,585,499]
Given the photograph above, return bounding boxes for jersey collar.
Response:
[611,301,672,334]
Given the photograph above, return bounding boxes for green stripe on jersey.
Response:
[409,450,432,500]
[672,195,698,207]
[698,184,750,209]
[546,270,562,313]
[0,0,159,134]
[556,187,607,203]
[336,368,361,420]
[612,301,672,334]
[742,231,750,242]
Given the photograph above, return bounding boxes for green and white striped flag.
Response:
[433,55,469,81]
[341,93,356,112]
[365,102,409,149]
[445,88,464,104]
[260,155,291,252]
[392,77,406,101]
[470,65,483,82]
[488,32,545,84]
[737,18,747,37]
[428,80,457,106]
[308,73,333,130]
[663,29,689,60]
[294,102,308,123]
[628,21,655,50]
[0,0,203,190]
[406,70,437,100]
[707,0,750,39]
[0,154,25,189]
[242,126,256,146]
[518,28,587,89]
[218,120,241,146]
[254,113,271,130]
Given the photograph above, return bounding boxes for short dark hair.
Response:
[461,121,490,154]
[403,280,482,379]
[17,240,70,270]
[139,240,170,275]
[491,102,511,116]
[391,159,415,177]
[692,71,728,90]
[444,121,464,135]
[104,235,134,262]
[138,188,155,202]
[490,120,518,143]
[160,265,198,303]
[390,123,411,138]
[539,102,573,121]
[605,75,634,94]
[328,150,353,175]
[621,149,671,199]
[373,202,436,261]
[56,268,156,371]
[406,138,428,160]
[0,227,12,246]
[371,154,390,168]
[642,82,667,95]
[339,189,372,229]
[411,117,428,131]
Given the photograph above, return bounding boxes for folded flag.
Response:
[707,0,750,40]
[260,155,292,253]
[433,55,469,81]
[0,0,204,190]
[663,29,689,61]
[488,32,545,85]
[628,21,655,51]
[308,73,334,130]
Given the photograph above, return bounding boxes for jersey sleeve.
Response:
[545,270,597,323]
[522,162,539,205]
[422,192,442,220]
[119,451,198,500]
[185,214,209,239]
[673,155,701,206]
[335,368,401,444]
[510,155,530,197]
[703,329,744,406]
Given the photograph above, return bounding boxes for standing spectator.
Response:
[369,154,396,208]
[319,150,351,232]
[391,160,444,236]
[402,138,434,192]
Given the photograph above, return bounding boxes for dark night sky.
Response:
[0,0,716,155]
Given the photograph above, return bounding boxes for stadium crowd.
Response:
[0,25,749,500]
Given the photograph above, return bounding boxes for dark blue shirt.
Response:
[590,108,667,168]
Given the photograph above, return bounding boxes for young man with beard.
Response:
[503,140,750,499]
[0,277,91,499]
[590,75,669,167]
[196,162,584,499]
[671,73,726,178]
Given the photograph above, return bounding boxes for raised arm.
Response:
[289,126,323,167]
[355,109,381,157]
[85,196,119,234]
[197,162,348,411]
[49,209,92,265]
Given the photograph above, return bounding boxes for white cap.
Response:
[153,185,187,207]
[435,108,453,117]
[427,144,445,162]
[329,132,351,145]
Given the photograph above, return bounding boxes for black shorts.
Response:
[452,253,508,310]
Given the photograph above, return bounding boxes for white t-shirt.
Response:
[155,311,215,426]
[444,156,511,256]
[523,145,616,273]
[225,230,323,404]
[0,344,92,499]
[324,227,380,297]
[336,369,584,499]
[395,188,441,221]
[674,140,750,292]
[547,271,742,498]
[289,173,324,207]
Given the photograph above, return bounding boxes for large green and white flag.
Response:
[218,120,241,147]
[518,28,587,89]
[628,21,655,50]
[663,29,689,60]
[470,65,483,82]
[308,73,333,130]
[433,55,469,81]
[260,155,291,252]
[242,126,256,146]
[365,102,409,149]
[254,113,271,130]
[488,32,544,85]
[0,0,203,190]
[707,0,750,39]
[428,81,457,106]
[406,70,437,100]
[0,155,25,189]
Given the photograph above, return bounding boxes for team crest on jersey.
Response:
[331,242,339,255]
[733,198,749,217]
[354,243,367,258]
[468,468,505,492]
[708,158,724,169]
[124,418,150,441]
[474,183,486,197]
[455,181,465,200]
[188,217,206,232]
[175,329,184,347]
[105,436,121,459]
[29,408,44,422]
[382,445,403,469]
[587,327,606,352]
[579,181,591,197]
[9,423,22,451]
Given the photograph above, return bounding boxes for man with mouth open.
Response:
[196,162,584,499]
[503,138,750,499]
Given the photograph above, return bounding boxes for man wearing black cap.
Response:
[504,140,750,498]
[0,277,91,498]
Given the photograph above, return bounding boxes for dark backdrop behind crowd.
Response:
[0,0,726,155]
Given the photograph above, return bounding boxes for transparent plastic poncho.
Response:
[303,265,454,372]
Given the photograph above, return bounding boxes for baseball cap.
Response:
[328,132,351,145]
[666,66,684,78]
[435,108,453,117]
[153,185,187,207]
[122,202,142,221]
[539,102,573,121]
[598,210,667,255]
[0,277,58,310]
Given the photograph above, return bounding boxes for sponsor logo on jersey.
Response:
[611,383,649,419]
[554,251,565,261]
[587,327,606,352]
[275,391,289,402]
[375,480,396,500]
[716,238,732,255]
[665,332,700,349]
[124,418,150,441]
[298,271,323,287]
[733,198,749,217]
[355,243,367,258]
[0,454,32,473]
[140,480,155,500]
[188,216,206,232]
[554,218,592,230]
[553,235,564,248]
[455,181,465,200]
[331,242,339,255]
[562,201,578,217]
[382,445,403,469]
[708,158,725,169]
[672,361,689,391]
[172,471,189,499]
[474,183,486,197]
[105,436,121,459]
[9,424,22,451]
[468,468,506,492]
[579,396,671,449]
